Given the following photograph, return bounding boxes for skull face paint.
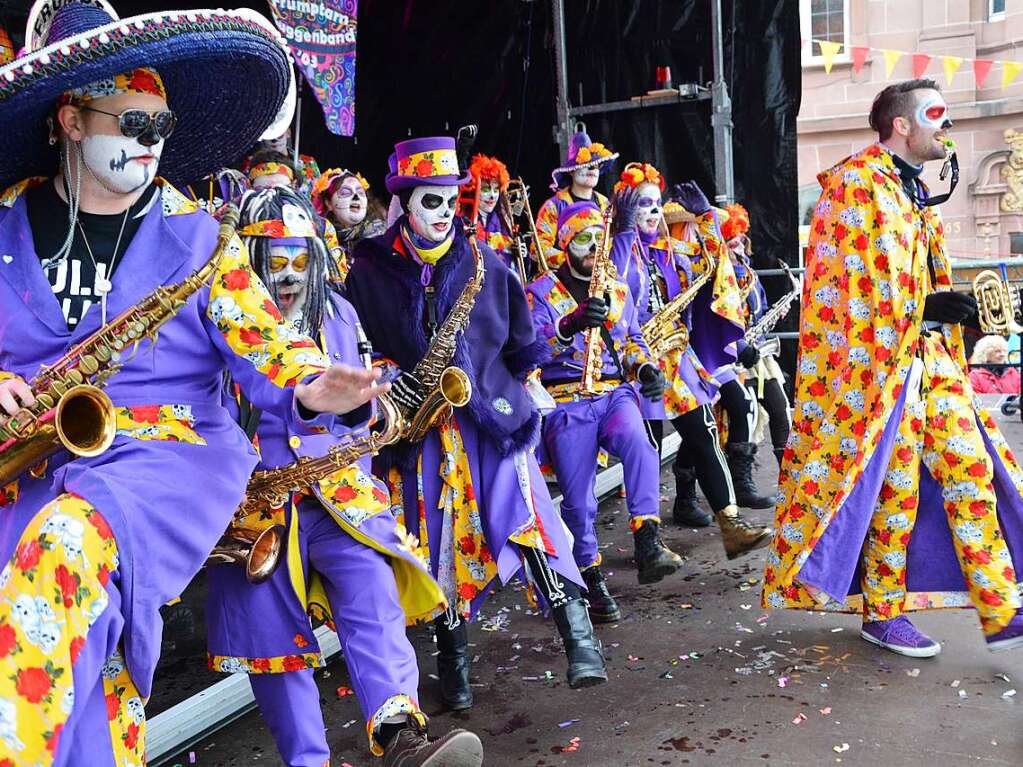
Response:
[479,180,501,215]
[407,185,458,242]
[81,133,163,194]
[268,244,309,323]
[571,164,600,193]
[567,224,604,278]
[330,175,367,228]
[635,181,662,236]
[915,94,950,131]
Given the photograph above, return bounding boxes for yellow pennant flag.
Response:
[883,49,903,79]
[942,56,963,87]
[818,40,842,74]
[1002,60,1023,89]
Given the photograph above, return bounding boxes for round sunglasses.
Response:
[81,106,177,140]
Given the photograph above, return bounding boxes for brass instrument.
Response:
[580,209,616,393]
[398,237,485,443]
[207,393,404,583]
[973,264,1023,336]
[742,262,802,352]
[0,206,240,486]
[640,225,717,359]
[506,178,550,275]
[498,189,528,284]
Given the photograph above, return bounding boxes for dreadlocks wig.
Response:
[238,186,339,336]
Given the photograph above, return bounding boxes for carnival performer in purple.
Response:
[462,154,518,266]
[205,187,483,767]
[535,130,617,269]
[610,163,772,559]
[527,201,678,622]
[312,167,386,281]
[346,136,607,711]
[0,3,391,763]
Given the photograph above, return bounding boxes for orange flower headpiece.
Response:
[719,203,750,241]
[468,154,510,190]
[311,168,370,216]
[613,162,666,194]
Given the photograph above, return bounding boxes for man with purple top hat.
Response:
[610,164,772,560]
[346,135,608,711]
[535,130,617,270]
[526,200,679,623]
[0,2,391,763]
[205,186,483,767]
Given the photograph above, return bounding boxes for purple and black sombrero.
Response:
[0,1,293,189]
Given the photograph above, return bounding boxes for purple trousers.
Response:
[542,386,660,568]
[242,504,420,765]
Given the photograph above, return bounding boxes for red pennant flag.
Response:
[975,59,994,88]
[912,53,932,79]
[851,46,870,73]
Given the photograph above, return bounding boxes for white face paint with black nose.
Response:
[407,185,458,242]
[81,133,163,194]
[571,164,599,192]
[479,181,500,215]
[635,181,662,236]
[330,175,367,228]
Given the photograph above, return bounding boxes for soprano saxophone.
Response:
[580,210,616,394]
[0,206,240,486]
[207,393,403,583]
[398,237,486,442]
[741,262,802,355]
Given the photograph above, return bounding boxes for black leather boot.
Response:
[581,565,621,623]
[726,442,775,509]
[552,598,608,688]
[434,615,472,711]
[671,464,712,527]
[632,519,683,584]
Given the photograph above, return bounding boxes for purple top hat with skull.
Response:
[385,136,471,194]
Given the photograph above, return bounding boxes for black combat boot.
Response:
[671,464,712,527]
[582,564,621,623]
[632,519,683,584]
[726,441,775,509]
[434,615,472,711]
[551,598,608,688]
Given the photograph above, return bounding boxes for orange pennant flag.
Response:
[942,56,962,87]
[818,40,842,74]
[1002,60,1023,90]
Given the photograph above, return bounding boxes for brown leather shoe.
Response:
[714,505,772,560]
[382,721,483,767]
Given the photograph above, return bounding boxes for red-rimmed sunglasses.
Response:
[81,107,177,140]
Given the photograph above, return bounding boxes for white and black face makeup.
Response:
[479,180,500,215]
[80,132,163,195]
[330,175,367,228]
[407,184,458,242]
[567,223,604,278]
[907,90,952,163]
[268,244,309,322]
[259,132,290,155]
[635,181,662,236]
[571,164,600,193]
[727,235,748,261]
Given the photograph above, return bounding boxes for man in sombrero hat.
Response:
[347,136,608,713]
[0,2,390,763]
[535,130,617,270]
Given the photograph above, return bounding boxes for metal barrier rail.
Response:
[147,432,683,764]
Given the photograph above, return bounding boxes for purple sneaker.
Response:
[986,615,1023,652]
[861,616,941,658]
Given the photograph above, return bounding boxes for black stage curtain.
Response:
[1,0,801,282]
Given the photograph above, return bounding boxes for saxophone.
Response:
[974,264,1023,336]
[0,206,240,486]
[741,263,802,356]
[580,210,616,394]
[640,232,717,359]
[207,393,403,583]
[398,236,486,442]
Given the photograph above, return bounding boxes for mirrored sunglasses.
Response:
[82,107,177,140]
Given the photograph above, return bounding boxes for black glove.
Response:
[638,364,666,401]
[671,181,711,217]
[456,124,478,173]
[737,344,761,368]
[613,186,641,232]
[558,296,609,338]
[390,371,426,413]
[922,291,977,324]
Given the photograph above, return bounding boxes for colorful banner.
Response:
[269,1,358,137]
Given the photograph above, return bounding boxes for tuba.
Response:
[0,206,240,486]
[973,264,1023,336]
[208,393,404,583]
[396,237,485,443]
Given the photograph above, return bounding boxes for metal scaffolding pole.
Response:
[551,0,572,158]
[710,0,735,205]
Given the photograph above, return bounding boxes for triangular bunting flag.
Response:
[912,53,932,79]
[818,40,842,74]
[975,59,994,88]
[883,49,903,79]
[851,46,870,74]
[1002,60,1023,89]
[942,56,962,87]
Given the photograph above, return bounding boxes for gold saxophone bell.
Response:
[207,523,286,584]
[973,268,1023,336]
[402,366,472,443]
[54,384,117,457]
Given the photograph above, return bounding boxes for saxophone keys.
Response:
[36,393,54,410]
[79,355,99,375]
